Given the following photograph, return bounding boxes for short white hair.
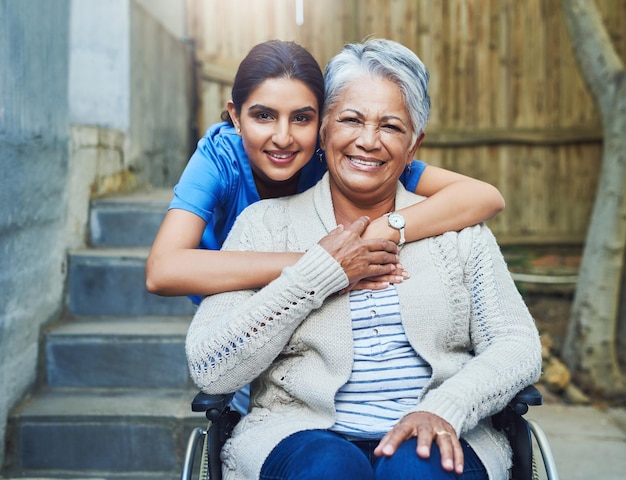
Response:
[322,38,430,146]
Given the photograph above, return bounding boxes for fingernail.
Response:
[403,271,410,279]
[395,276,404,283]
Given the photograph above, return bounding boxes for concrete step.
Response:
[89,189,172,248]
[68,248,195,317]
[5,389,205,479]
[2,188,210,479]
[45,318,193,389]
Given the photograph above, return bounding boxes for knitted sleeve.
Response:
[415,224,542,435]
[185,202,348,394]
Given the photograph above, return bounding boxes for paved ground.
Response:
[527,402,626,479]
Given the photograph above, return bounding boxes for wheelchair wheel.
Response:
[528,419,560,480]
[180,423,211,480]
[531,451,541,480]
[198,425,210,480]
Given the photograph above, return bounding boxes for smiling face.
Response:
[228,78,320,198]
[320,76,421,209]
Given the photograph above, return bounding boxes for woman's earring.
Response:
[407,163,412,174]
[236,127,241,135]
[316,148,325,163]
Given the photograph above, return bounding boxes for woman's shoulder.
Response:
[436,224,499,270]
[197,122,245,160]
[235,188,318,238]
[205,121,238,139]
[420,224,492,266]
[457,223,496,246]
[432,223,490,243]
[181,122,251,188]
[236,196,291,225]
[171,122,252,217]
[224,197,293,251]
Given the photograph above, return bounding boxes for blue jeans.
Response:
[260,430,488,480]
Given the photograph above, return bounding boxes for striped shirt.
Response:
[331,286,432,439]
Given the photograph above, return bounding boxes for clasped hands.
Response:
[318,216,409,292]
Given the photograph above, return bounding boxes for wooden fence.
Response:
[186,0,626,245]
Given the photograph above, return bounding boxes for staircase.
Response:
[4,189,200,479]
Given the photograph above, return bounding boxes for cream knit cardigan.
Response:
[186,173,542,480]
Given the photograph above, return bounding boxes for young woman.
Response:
[146,40,504,304]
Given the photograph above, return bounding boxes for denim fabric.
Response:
[260,429,488,480]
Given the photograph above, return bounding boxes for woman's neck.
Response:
[254,172,301,200]
[331,188,395,227]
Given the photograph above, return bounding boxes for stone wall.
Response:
[128,0,194,189]
[0,0,192,468]
[65,0,193,248]
[0,0,72,466]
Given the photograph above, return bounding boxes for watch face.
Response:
[388,213,405,229]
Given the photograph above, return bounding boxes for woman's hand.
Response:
[344,263,409,293]
[318,216,400,290]
[374,411,464,475]
[353,215,409,292]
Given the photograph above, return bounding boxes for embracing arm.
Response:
[146,207,404,297]
[363,165,505,243]
[145,209,303,297]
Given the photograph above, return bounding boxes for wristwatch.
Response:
[385,212,405,246]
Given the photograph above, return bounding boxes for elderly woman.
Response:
[186,38,542,480]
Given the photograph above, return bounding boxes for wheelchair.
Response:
[181,385,559,480]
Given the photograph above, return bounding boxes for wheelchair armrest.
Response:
[509,384,543,415]
[191,392,234,421]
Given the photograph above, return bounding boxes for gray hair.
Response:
[322,38,430,146]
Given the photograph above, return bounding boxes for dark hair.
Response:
[221,40,324,125]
